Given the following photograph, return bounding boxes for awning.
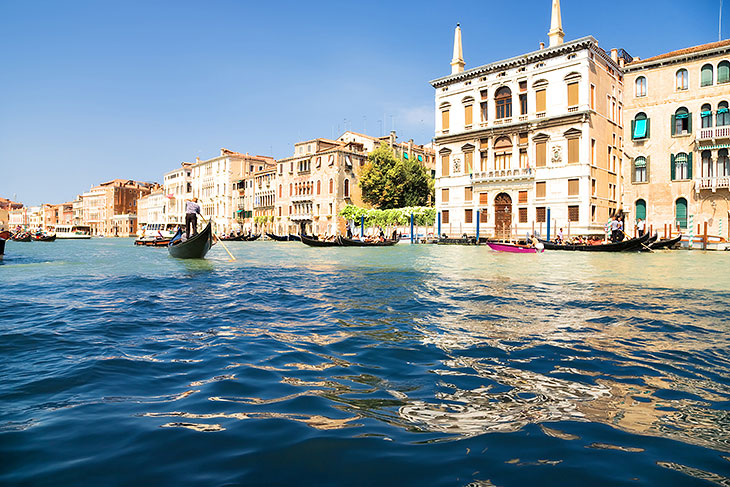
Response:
[633,119,647,138]
[634,159,646,167]
[675,113,689,119]
[718,108,729,114]
[701,110,713,117]
[697,143,730,150]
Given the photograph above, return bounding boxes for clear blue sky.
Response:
[1,0,727,205]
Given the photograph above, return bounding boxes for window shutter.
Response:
[631,159,636,182]
[646,156,650,182]
[646,118,650,138]
[671,115,676,136]
[671,154,676,180]
[631,120,636,140]
[687,152,693,179]
[687,113,692,133]
[536,89,546,112]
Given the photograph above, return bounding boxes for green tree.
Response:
[360,143,434,209]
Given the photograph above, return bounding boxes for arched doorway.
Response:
[675,197,688,229]
[635,199,646,221]
[494,193,512,239]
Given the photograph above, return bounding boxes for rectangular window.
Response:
[536,181,546,198]
[519,149,528,168]
[590,84,595,109]
[520,94,527,115]
[442,110,450,131]
[464,152,473,173]
[568,178,579,196]
[464,105,473,126]
[441,154,449,177]
[480,102,488,122]
[465,209,473,223]
[480,151,488,171]
[536,141,547,167]
[518,190,527,203]
[567,82,579,107]
[442,210,449,224]
[591,178,596,195]
[568,138,579,163]
[479,192,488,205]
[568,205,579,222]
[519,207,528,223]
[441,188,449,203]
[591,205,596,221]
[536,89,546,113]
[480,210,488,223]
[591,139,596,165]
[464,187,473,201]
[536,206,546,222]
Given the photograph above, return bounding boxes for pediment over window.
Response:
[532,132,550,142]
[532,78,548,88]
[564,71,581,82]
[563,128,582,138]
[462,96,475,104]
[461,143,476,152]
[439,147,452,155]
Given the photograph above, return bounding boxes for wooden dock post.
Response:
[703,221,708,250]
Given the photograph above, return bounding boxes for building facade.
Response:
[623,40,730,240]
[432,1,626,239]
[81,180,156,236]
[163,163,193,226]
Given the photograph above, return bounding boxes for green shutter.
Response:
[687,152,693,179]
[646,118,650,138]
[671,115,676,136]
[676,199,687,228]
[646,156,650,182]
[633,119,647,138]
[671,154,676,180]
[687,113,692,133]
[636,200,646,220]
[719,61,730,84]
[631,158,636,182]
[701,65,713,86]
[631,120,636,140]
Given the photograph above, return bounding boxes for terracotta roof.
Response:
[630,39,730,65]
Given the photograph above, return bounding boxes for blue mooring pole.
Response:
[476,210,480,244]
[437,212,441,237]
[546,207,551,241]
[410,213,414,244]
[360,215,364,239]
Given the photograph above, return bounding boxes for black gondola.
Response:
[168,223,214,259]
[242,234,261,241]
[339,236,398,247]
[539,232,652,251]
[301,235,342,247]
[266,232,291,241]
[0,238,5,259]
[219,235,244,241]
[648,233,682,250]
[288,234,302,242]
[32,234,57,242]
[11,233,31,242]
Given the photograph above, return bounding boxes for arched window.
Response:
[635,76,647,97]
[701,64,714,86]
[329,178,333,194]
[718,149,730,177]
[676,69,688,90]
[701,103,713,128]
[344,179,350,198]
[635,199,647,221]
[719,60,730,84]
[633,156,647,183]
[632,112,649,140]
[718,101,729,126]
[673,107,691,136]
[495,87,512,119]
[316,180,321,195]
[672,152,692,180]
[493,136,512,170]
[675,198,688,229]
[702,150,713,178]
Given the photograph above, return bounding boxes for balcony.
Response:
[290,213,312,221]
[696,176,730,192]
[696,126,730,141]
[471,167,534,184]
[291,194,314,203]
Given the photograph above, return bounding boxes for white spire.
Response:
[451,23,465,75]
[548,0,565,47]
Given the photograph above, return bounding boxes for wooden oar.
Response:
[199,215,236,261]
[622,229,653,252]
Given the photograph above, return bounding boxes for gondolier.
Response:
[185,197,202,239]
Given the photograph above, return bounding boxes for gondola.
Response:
[338,236,398,247]
[11,233,31,242]
[0,238,5,259]
[0,231,11,240]
[288,234,302,242]
[168,223,214,259]
[32,234,56,242]
[219,234,244,241]
[486,242,543,253]
[539,232,652,251]
[648,233,682,250]
[242,233,261,242]
[301,235,342,247]
[266,232,291,241]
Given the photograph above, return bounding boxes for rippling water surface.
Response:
[2,239,730,486]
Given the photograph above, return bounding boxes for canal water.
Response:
[1,239,729,486]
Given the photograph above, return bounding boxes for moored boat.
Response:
[301,235,341,247]
[266,232,291,241]
[539,232,652,251]
[288,234,302,242]
[486,242,543,253]
[339,236,398,247]
[242,233,261,241]
[648,234,682,250]
[168,223,214,259]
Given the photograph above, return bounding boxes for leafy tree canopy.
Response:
[339,205,436,227]
[359,143,434,209]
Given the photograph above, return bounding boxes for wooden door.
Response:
[494,193,512,239]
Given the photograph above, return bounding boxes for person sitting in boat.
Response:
[185,197,202,239]
[556,228,564,244]
[530,234,544,251]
